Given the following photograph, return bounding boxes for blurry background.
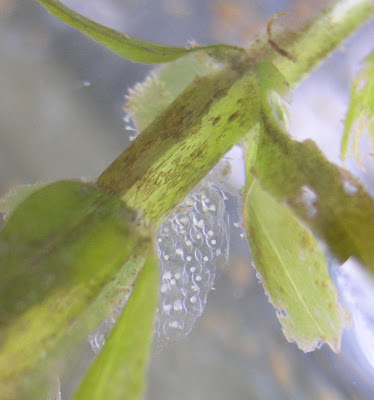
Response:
[1,0,374,399]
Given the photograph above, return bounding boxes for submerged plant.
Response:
[0,0,374,398]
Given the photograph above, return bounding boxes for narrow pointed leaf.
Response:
[341,51,374,161]
[0,180,145,399]
[244,180,347,352]
[73,251,159,400]
[35,0,244,64]
[253,61,374,274]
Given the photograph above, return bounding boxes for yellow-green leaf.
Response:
[253,61,374,274]
[35,0,244,64]
[244,180,347,352]
[72,250,159,400]
[0,183,47,219]
[242,62,350,352]
[341,51,374,161]
[0,180,144,399]
[125,52,220,132]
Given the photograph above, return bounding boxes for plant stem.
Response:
[97,0,374,225]
[273,0,374,85]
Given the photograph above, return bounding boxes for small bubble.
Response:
[216,249,222,256]
[163,255,170,261]
[190,267,196,272]
[195,275,202,282]
[176,248,183,256]
[190,296,197,304]
[203,256,209,262]
[160,284,168,293]
[209,205,216,212]
[191,285,198,291]
[208,230,214,237]
[175,273,181,280]
[157,238,163,243]
[196,234,202,239]
[211,239,217,245]
[186,240,192,246]
[170,279,176,285]
[186,256,192,262]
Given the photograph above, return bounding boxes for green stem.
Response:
[97,0,374,224]
[273,0,374,85]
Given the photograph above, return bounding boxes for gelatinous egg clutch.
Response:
[155,182,230,348]
[89,180,230,353]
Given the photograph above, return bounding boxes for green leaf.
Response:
[0,180,145,399]
[126,52,220,132]
[250,61,374,274]
[341,51,374,161]
[35,0,244,64]
[244,180,347,352]
[0,183,47,219]
[242,62,348,352]
[72,250,158,400]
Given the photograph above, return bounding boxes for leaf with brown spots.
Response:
[253,61,374,274]
[243,62,350,352]
[244,179,347,352]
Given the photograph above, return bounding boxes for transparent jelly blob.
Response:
[154,181,230,349]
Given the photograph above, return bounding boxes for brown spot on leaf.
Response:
[228,111,240,123]
[212,116,221,126]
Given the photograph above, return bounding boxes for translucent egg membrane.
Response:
[155,181,230,349]
[89,180,230,354]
